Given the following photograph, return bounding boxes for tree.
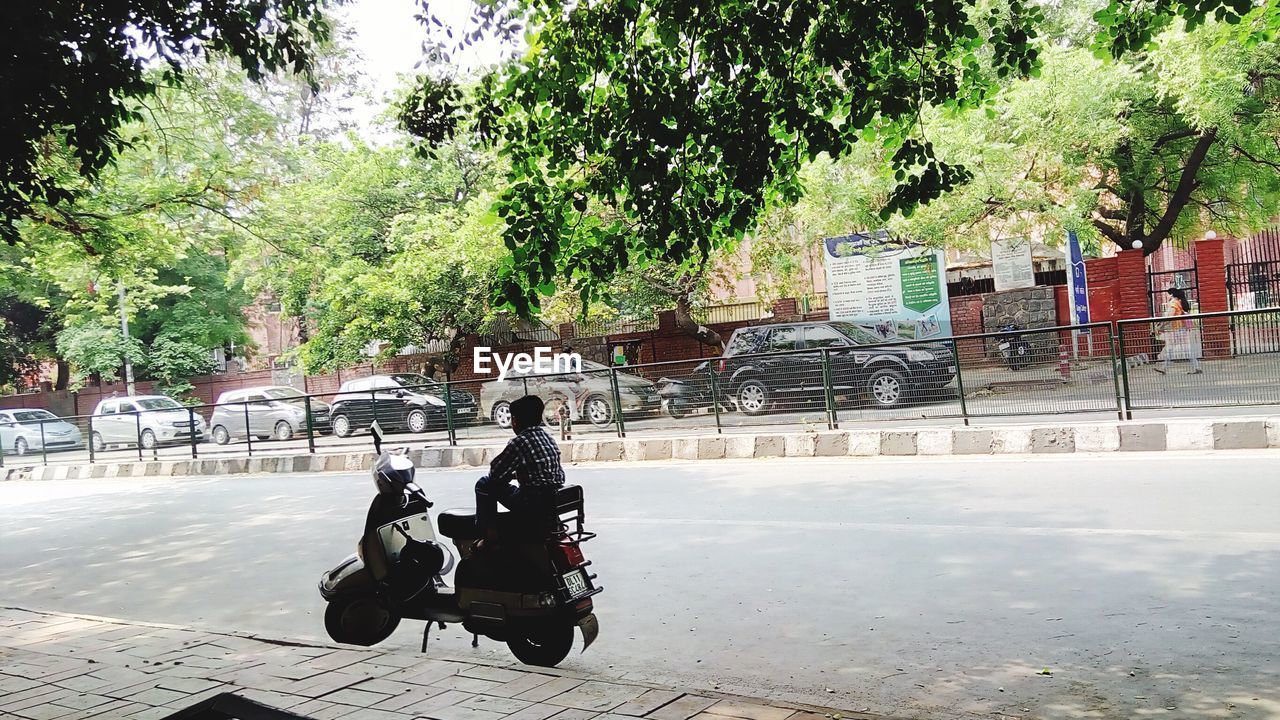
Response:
[754,11,1280,260]
[1,0,332,243]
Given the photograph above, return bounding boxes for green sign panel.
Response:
[899,255,941,313]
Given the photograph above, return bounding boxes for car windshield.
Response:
[829,322,884,346]
[264,388,305,401]
[137,398,182,410]
[724,329,764,356]
[390,374,437,389]
[12,410,56,424]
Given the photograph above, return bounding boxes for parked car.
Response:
[209,386,332,444]
[479,359,661,429]
[89,395,206,451]
[698,321,956,413]
[0,409,84,456]
[328,374,477,438]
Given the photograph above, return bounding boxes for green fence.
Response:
[3,307,1279,467]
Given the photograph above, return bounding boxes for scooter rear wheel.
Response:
[506,622,575,667]
[324,595,400,647]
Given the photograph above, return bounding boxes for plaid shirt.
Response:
[489,426,566,490]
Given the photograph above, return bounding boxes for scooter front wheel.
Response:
[324,595,400,647]
[506,622,575,667]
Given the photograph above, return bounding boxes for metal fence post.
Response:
[709,366,723,434]
[951,338,970,426]
[305,396,316,454]
[188,407,198,459]
[820,349,838,430]
[243,402,253,456]
[40,419,48,465]
[443,382,457,446]
[1106,327,1125,422]
[609,368,626,438]
[135,412,143,462]
[87,415,95,464]
[370,387,379,434]
[1116,323,1134,420]
[0,428,5,468]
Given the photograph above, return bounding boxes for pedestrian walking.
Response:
[1154,288,1203,375]
[557,398,573,440]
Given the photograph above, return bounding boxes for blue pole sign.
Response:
[1067,230,1090,325]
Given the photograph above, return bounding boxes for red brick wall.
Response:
[1194,237,1230,359]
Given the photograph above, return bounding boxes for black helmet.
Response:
[373,453,415,496]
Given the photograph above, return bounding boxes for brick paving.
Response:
[0,608,875,720]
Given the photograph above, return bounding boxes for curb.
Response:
[5,416,1279,482]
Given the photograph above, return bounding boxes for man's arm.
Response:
[488,437,523,484]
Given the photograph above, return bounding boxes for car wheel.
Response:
[332,414,353,438]
[736,379,771,416]
[491,401,512,429]
[406,408,428,433]
[14,437,29,456]
[273,421,294,441]
[867,367,907,409]
[91,432,105,453]
[140,429,158,450]
[584,395,613,427]
[212,425,230,445]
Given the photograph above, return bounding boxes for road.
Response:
[1,455,1278,719]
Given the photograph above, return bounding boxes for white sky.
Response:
[338,0,509,131]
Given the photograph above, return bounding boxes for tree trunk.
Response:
[54,359,70,390]
[673,295,725,351]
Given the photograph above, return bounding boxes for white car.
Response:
[0,409,84,456]
[90,395,206,451]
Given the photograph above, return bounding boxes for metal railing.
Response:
[4,307,1279,467]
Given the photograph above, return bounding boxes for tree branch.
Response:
[1092,218,1125,245]
[1144,128,1217,253]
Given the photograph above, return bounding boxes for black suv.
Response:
[699,321,956,413]
[329,374,478,437]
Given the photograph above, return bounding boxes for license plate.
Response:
[948,366,956,373]
[563,570,589,599]
[456,407,475,414]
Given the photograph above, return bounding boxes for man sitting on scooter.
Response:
[475,395,566,540]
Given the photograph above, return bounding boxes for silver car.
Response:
[208,386,330,444]
[0,409,84,456]
[90,395,206,451]
[479,359,661,428]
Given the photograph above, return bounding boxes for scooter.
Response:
[656,376,716,418]
[318,427,601,667]
[996,324,1033,370]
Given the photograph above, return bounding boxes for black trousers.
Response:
[474,476,556,531]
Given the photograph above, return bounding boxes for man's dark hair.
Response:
[511,395,545,429]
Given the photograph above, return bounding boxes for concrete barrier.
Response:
[5,416,1278,483]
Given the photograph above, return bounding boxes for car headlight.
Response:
[423,396,446,407]
[905,350,935,362]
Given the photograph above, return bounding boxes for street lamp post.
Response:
[118,280,136,396]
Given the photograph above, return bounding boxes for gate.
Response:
[1147,263,1198,315]
[1226,229,1280,353]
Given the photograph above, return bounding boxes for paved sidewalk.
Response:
[0,608,870,720]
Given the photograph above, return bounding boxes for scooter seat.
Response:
[437,509,556,540]
[438,510,482,540]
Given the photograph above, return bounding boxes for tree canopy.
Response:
[0,0,334,244]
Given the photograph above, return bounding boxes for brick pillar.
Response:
[771,297,799,319]
[1114,249,1153,357]
[1194,236,1230,359]
[558,323,576,343]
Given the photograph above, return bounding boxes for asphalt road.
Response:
[1,455,1278,720]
